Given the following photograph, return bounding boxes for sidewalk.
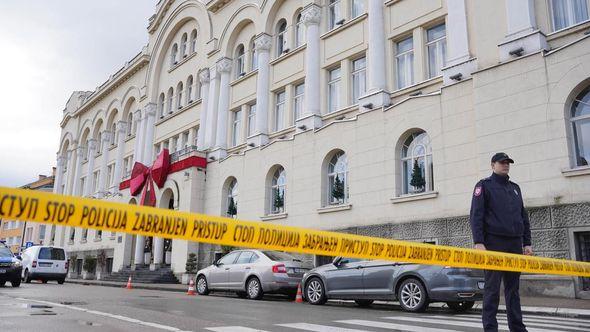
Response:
[66,279,590,318]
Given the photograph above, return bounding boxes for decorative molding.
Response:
[390,191,438,204]
[317,204,352,214]
[260,212,288,221]
[116,121,128,133]
[561,166,590,178]
[199,68,211,84]
[216,57,232,73]
[301,4,321,26]
[254,33,272,52]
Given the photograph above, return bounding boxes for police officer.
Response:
[470,152,532,332]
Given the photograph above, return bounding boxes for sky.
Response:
[0,1,155,187]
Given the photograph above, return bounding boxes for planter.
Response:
[181,273,196,285]
[82,271,95,280]
[165,251,172,265]
[144,252,152,265]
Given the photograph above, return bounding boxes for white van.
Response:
[21,246,68,284]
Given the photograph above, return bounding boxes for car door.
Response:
[361,260,400,297]
[228,251,254,289]
[324,258,365,298]
[36,247,55,274]
[208,251,240,289]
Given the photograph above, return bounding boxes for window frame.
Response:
[351,56,367,104]
[231,109,242,147]
[270,168,286,214]
[328,67,342,113]
[293,83,305,122]
[235,45,246,78]
[401,131,434,195]
[275,90,286,132]
[329,0,343,30]
[570,86,590,167]
[276,20,288,57]
[395,36,414,90]
[549,0,590,32]
[327,152,349,206]
[426,23,447,79]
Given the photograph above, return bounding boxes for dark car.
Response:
[301,257,484,312]
[0,246,23,287]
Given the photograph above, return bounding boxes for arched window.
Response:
[180,33,188,58]
[329,0,342,30]
[96,132,102,154]
[571,86,590,167]
[327,152,348,205]
[110,123,116,146]
[250,37,258,71]
[177,82,184,109]
[170,44,178,67]
[126,113,133,136]
[295,12,305,48]
[401,131,433,194]
[167,88,174,114]
[190,29,198,54]
[276,20,287,57]
[235,44,245,78]
[270,168,286,214]
[186,76,194,104]
[158,93,165,118]
[226,179,238,218]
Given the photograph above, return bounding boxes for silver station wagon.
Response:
[301,257,484,312]
[196,249,310,300]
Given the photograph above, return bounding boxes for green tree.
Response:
[185,253,197,274]
[273,189,284,212]
[410,159,426,192]
[332,175,345,203]
[227,197,237,217]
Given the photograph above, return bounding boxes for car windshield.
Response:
[38,248,65,260]
[262,251,298,262]
[0,247,13,258]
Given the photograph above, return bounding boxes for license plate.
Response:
[478,281,485,289]
[0,269,6,273]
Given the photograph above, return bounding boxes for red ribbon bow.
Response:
[130,149,170,206]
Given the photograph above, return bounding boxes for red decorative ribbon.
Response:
[129,149,170,206]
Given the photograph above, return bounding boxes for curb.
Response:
[66,279,186,293]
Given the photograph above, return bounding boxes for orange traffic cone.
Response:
[126,276,133,290]
[187,278,196,296]
[295,283,303,303]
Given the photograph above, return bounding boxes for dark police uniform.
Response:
[469,154,531,332]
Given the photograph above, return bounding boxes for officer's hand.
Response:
[474,243,486,251]
[523,246,533,256]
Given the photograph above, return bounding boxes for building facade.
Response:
[49,0,590,298]
[0,170,54,253]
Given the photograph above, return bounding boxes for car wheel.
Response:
[58,278,65,285]
[0,281,5,287]
[196,275,209,295]
[398,278,429,312]
[355,299,374,307]
[246,277,263,300]
[236,291,248,299]
[447,301,474,312]
[11,279,21,287]
[23,269,31,283]
[305,277,327,305]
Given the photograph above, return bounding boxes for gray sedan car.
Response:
[196,249,310,300]
[301,257,484,312]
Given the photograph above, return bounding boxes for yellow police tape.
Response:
[1,186,589,277]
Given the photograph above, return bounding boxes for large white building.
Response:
[49,0,590,298]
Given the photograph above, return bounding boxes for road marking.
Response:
[452,313,590,325]
[335,319,461,332]
[430,314,589,329]
[382,316,575,332]
[276,322,371,331]
[204,327,269,332]
[15,297,192,332]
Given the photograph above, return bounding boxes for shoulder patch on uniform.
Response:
[474,186,482,197]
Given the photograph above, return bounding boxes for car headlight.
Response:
[12,261,22,268]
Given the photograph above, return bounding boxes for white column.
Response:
[142,103,157,164]
[97,131,112,197]
[71,146,84,196]
[205,67,220,150]
[197,69,210,151]
[84,139,97,197]
[211,57,232,160]
[296,5,323,132]
[248,33,272,145]
[134,236,145,267]
[64,149,76,195]
[54,155,66,194]
[112,121,128,193]
[133,109,146,164]
[442,0,477,85]
[498,0,546,62]
[505,0,536,37]
[153,237,165,266]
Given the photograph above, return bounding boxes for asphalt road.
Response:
[1,282,589,332]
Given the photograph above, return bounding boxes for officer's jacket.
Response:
[469,173,531,246]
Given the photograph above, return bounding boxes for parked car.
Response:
[301,257,484,312]
[20,246,68,284]
[196,249,310,299]
[0,246,22,287]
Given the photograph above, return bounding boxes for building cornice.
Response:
[206,0,232,13]
[148,0,176,34]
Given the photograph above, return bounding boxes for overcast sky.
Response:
[0,1,154,187]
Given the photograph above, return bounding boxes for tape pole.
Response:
[1,186,589,277]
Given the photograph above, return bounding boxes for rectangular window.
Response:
[193,127,199,146]
[351,57,366,104]
[295,18,305,47]
[171,136,178,152]
[107,164,114,186]
[39,225,46,240]
[351,0,364,18]
[232,110,242,147]
[247,104,256,137]
[182,131,189,148]
[163,140,169,151]
[329,0,342,30]
[328,67,341,113]
[80,177,86,196]
[396,37,414,89]
[275,91,286,131]
[293,83,305,122]
[25,227,33,242]
[551,0,589,31]
[93,171,100,193]
[576,232,590,290]
[426,24,447,78]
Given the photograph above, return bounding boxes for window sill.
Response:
[269,126,296,139]
[227,143,247,154]
[317,204,352,214]
[230,69,258,86]
[260,212,288,221]
[384,0,403,6]
[322,104,358,121]
[94,237,102,242]
[168,52,197,73]
[562,166,590,177]
[125,134,136,143]
[108,145,117,152]
[390,191,438,204]
[155,100,200,126]
[390,76,443,99]
[320,13,368,40]
[546,20,590,41]
[269,44,306,66]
